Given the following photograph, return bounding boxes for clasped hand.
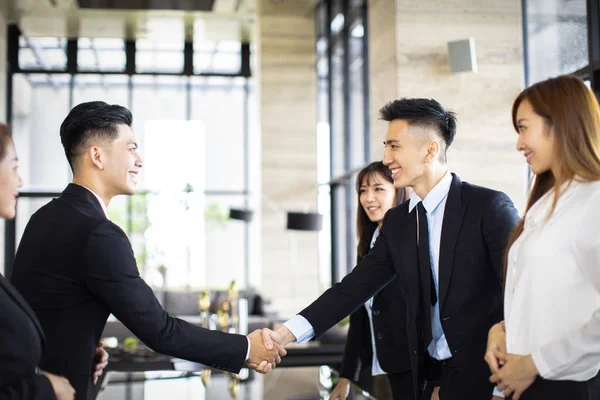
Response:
[245,326,296,374]
[485,322,538,400]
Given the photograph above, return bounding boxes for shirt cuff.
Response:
[245,336,251,361]
[493,386,505,397]
[283,315,315,344]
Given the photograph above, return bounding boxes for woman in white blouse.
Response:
[484,75,600,399]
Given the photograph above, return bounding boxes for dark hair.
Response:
[378,98,457,162]
[60,101,133,170]
[356,162,410,258]
[0,123,14,162]
[503,75,600,287]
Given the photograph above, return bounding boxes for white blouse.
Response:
[365,226,386,376]
[505,179,600,381]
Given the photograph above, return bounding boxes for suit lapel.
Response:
[438,174,466,310]
[398,206,421,316]
[0,274,46,343]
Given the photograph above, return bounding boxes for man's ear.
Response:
[89,146,105,170]
[423,140,440,163]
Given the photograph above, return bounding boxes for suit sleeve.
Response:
[481,191,520,285]
[82,222,248,374]
[299,213,397,337]
[339,308,367,380]
[0,372,56,400]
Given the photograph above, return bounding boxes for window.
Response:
[316,0,370,283]
[7,32,256,287]
[78,38,126,72]
[136,39,185,74]
[194,40,242,75]
[525,0,588,84]
[19,37,67,71]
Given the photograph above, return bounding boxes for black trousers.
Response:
[507,373,600,400]
[421,356,494,400]
[355,369,413,400]
[387,370,414,400]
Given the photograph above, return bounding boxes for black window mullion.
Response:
[587,0,600,96]
[342,0,355,275]
[362,0,370,163]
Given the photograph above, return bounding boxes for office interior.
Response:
[0,0,596,399]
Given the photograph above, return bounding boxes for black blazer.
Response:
[339,256,410,380]
[10,184,248,400]
[298,174,519,399]
[0,274,56,400]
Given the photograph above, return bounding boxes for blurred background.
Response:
[0,0,595,398]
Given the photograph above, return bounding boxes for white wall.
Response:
[256,6,319,316]
[368,0,526,211]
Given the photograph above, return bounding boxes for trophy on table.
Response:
[197,281,248,398]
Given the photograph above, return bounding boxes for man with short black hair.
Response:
[268,98,519,399]
[11,101,283,400]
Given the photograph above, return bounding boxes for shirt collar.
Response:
[370,225,381,249]
[79,185,109,219]
[408,170,453,214]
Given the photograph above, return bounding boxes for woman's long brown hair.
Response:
[0,124,12,162]
[356,162,410,258]
[503,75,600,286]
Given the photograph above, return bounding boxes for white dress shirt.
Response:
[364,226,386,376]
[505,179,600,381]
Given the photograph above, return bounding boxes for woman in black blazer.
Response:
[0,123,99,400]
[329,162,413,400]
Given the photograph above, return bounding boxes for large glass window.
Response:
[78,38,126,73]
[19,37,67,71]
[525,0,588,84]
[7,32,256,289]
[522,0,600,184]
[136,39,185,74]
[194,40,242,75]
[316,0,369,282]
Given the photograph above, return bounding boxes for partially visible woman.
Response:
[0,123,76,400]
[485,75,600,400]
[329,161,413,400]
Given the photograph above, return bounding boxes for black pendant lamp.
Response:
[229,208,254,222]
[286,211,323,231]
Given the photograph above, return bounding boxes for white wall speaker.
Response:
[448,38,477,73]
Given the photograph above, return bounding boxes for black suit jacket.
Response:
[339,258,410,380]
[298,174,519,399]
[0,274,56,400]
[10,184,248,400]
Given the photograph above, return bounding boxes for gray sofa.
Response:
[101,288,272,344]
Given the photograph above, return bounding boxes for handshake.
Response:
[245,325,297,374]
